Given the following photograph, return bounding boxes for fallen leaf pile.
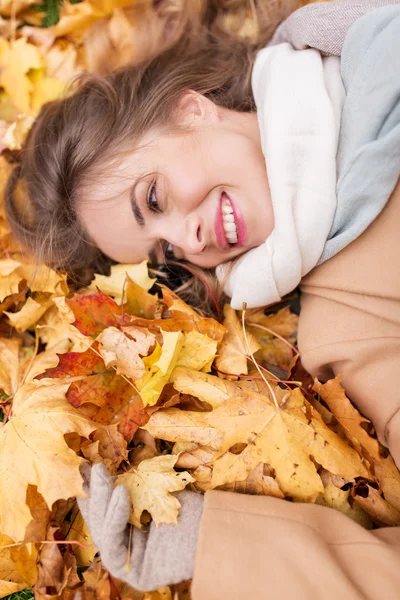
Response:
[0,0,397,599]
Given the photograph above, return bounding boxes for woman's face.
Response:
[79,92,274,269]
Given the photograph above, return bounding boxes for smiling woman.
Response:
[77,91,274,268]
[4,3,283,300]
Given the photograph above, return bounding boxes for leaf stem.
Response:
[241,305,279,411]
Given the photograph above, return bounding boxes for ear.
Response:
[177,90,220,127]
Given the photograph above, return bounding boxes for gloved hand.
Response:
[78,463,204,592]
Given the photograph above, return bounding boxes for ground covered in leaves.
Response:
[1,0,400,599]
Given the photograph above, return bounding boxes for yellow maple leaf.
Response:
[0,380,95,541]
[146,370,370,502]
[89,261,153,302]
[115,454,194,528]
[215,304,260,376]
[0,38,42,114]
[175,330,218,373]
[136,331,184,407]
[29,68,66,112]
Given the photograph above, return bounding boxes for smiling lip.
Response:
[214,192,248,251]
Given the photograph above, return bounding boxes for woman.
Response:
[5,0,400,596]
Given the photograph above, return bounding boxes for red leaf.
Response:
[37,346,148,436]
[66,292,123,337]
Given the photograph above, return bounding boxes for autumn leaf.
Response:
[0,37,42,114]
[115,454,195,528]
[215,304,260,376]
[65,503,97,567]
[66,291,123,337]
[38,345,148,430]
[0,380,95,541]
[147,370,369,502]
[247,306,298,373]
[81,424,128,474]
[0,337,20,396]
[96,325,155,380]
[0,533,37,598]
[136,331,184,407]
[314,377,400,512]
[89,260,154,302]
[124,274,160,319]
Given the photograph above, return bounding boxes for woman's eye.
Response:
[147,182,162,213]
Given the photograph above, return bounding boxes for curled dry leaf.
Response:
[215,304,261,376]
[314,377,400,513]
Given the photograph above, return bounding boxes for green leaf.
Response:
[38,0,83,27]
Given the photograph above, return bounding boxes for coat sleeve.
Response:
[191,184,400,600]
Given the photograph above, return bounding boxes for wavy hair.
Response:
[5,0,298,314]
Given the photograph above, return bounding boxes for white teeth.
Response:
[221,197,238,244]
[224,222,236,232]
[223,213,235,223]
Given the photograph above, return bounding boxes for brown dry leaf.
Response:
[215,304,260,376]
[115,454,195,528]
[313,377,379,458]
[174,445,217,470]
[316,470,372,529]
[0,380,95,541]
[147,369,369,502]
[34,528,80,600]
[24,485,51,543]
[314,377,400,512]
[96,325,155,381]
[82,424,128,474]
[352,481,400,527]
[247,306,298,372]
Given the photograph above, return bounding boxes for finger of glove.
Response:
[87,463,115,547]
[100,484,133,578]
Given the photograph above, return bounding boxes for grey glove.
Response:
[78,463,204,592]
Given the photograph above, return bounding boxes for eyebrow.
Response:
[129,181,145,228]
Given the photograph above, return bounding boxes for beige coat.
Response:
[192,179,400,599]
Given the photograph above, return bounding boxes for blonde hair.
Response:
[5,0,297,314]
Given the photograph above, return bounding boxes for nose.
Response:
[168,212,206,256]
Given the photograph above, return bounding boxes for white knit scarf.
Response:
[217,43,345,309]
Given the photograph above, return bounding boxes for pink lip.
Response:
[214,192,248,251]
